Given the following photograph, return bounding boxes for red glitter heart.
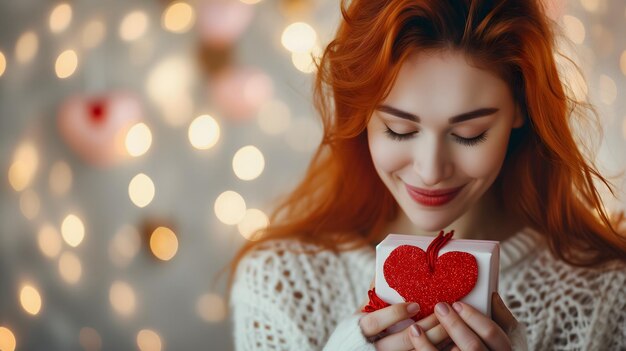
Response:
[383,236,478,319]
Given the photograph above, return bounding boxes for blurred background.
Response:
[0,0,624,350]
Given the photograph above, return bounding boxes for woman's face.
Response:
[367,50,524,232]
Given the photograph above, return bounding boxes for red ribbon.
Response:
[362,288,390,313]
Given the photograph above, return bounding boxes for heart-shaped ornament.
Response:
[383,241,478,319]
[57,92,143,167]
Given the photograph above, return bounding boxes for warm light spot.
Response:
[162,2,195,33]
[49,160,72,196]
[125,123,152,157]
[8,141,39,192]
[257,99,291,135]
[0,326,17,351]
[240,0,262,4]
[188,115,220,150]
[59,251,82,284]
[61,214,85,247]
[580,0,600,13]
[136,329,162,351]
[598,75,617,105]
[620,51,626,77]
[291,44,321,73]
[55,50,78,78]
[79,327,102,351]
[149,227,178,261]
[237,208,269,241]
[109,225,141,268]
[128,173,155,208]
[281,22,317,53]
[110,281,136,316]
[285,117,322,152]
[0,51,6,77]
[38,224,62,258]
[214,191,247,225]
[232,145,265,181]
[562,15,585,44]
[197,294,227,322]
[120,11,149,41]
[15,31,38,64]
[49,3,72,33]
[20,284,42,315]
[83,19,106,48]
[19,189,40,220]
[146,56,194,126]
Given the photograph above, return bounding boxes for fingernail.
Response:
[407,303,420,314]
[435,302,449,315]
[452,302,463,313]
[410,324,422,337]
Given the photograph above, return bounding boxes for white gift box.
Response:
[375,233,500,322]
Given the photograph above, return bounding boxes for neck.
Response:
[382,188,524,242]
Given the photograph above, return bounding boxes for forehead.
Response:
[383,50,511,118]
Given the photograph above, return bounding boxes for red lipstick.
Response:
[405,183,465,207]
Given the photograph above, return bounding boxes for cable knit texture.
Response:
[230,228,626,350]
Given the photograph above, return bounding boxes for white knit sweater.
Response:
[230,228,626,350]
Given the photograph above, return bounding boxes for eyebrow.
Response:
[376,105,500,124]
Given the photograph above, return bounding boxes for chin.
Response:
[405,210,457,233]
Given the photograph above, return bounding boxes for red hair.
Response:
[227,0,626,287]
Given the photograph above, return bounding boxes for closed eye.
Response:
[384,127,488,146]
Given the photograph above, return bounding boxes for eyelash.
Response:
[384,127,488,146]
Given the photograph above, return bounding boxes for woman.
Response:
[228,0,626,350]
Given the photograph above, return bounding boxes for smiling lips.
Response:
[405,183,465,207]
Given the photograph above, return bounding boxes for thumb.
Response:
[491,292,518,334]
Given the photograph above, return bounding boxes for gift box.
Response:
[371,230,499,322]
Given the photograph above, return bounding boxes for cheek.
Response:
[368,135,410,174]
[456,134,510,178]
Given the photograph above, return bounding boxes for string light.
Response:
[281,22,317,53]
[110,281,136,316]
[197,294,227,322]
[15,31,38,64]
[214,191,246,225]
[49,3,72,33]
[136,329,162,351]
[162,2,195,33]
[38,224,62,259]
[149,227,179,261]
[232,145,265,181]
[61,214,85,247]
[83,19,106,49]
[120,11,149,41]
[125,122,152,157]
[55,49,78,78]
[128,173,155,208]
[237,208,269,241]
[19,284,42,315]
[0,327,17,351]
[0,51,6,77]
[188,115,220,150]
[79,327,102,351]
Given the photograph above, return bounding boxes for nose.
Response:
[413,136,453,187]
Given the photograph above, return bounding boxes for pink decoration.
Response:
[57,92,143,167]
[211,66,274,121]
[197,0,255,49]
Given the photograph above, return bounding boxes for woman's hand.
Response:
[407,292,519,351]
[359,303,451,350]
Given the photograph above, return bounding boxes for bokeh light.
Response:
[149,227,179,261]
[125,122,152,157]
[0,51,6,77]
[49,3,72,33]
[281,22,317,53]
[19,284,42,315]
[237,208,269,241]
[19,189,40,220]
[291,45,321,73]
[120,11,149,41]
[580,0,601,13]
[83,19,106,49]
[15,31,38,64]
[232,145,265,181]
[214,191,246,225]
[79,327,102,351]
[8,141,39,192]
[620,51,626,77]
[257,99,291,135]
[562,15,585,44]
[599,74,617,105]
[58,251,82,284]
[128,173,155,208]
[197,294,227,322]
[49,160,73,196]
[162,2,195,33]
[61,214,85,247]
[110,281,136,316]
[146,56,194,126]
[137,329,162,351]
[55,50,78,79]
[38,223,62,259]
[109,225,141,267]
[188,115,220,150]
[0,326,17,351]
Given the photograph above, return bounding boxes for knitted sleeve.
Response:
[230,239,375,351]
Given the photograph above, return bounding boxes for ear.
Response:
[512,105,525,129]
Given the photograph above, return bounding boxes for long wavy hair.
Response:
[227,0,626,287]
